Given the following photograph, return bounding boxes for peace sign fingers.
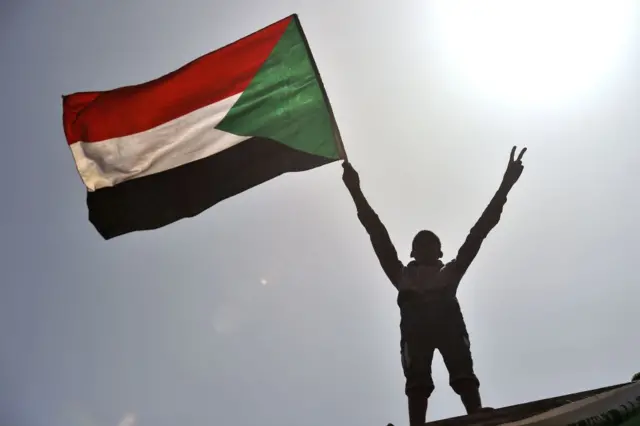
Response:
[509,146,527,163]
[516,147,527,162]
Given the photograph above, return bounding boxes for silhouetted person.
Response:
[342,147,526,425]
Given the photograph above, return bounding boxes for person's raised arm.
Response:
[452,146,527,277]
[342,162,403,286]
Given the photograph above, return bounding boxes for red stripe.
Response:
[63,16,292,145]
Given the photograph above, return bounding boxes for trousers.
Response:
[400,329,479,397]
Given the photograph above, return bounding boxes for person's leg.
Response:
[407,392,428,426]
[401,339,435,425]
[456,381,482,414]
[439,333,483,415]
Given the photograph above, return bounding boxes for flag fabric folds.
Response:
[62,14,343,239]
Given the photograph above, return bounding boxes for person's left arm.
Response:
[450,146,527,279]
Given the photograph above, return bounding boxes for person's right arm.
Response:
[342,162,404,286]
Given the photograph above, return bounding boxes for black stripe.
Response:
[87,137,334,239]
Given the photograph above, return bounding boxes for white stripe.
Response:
[70,93,250,191]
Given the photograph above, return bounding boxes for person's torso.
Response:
[396,261,467,336]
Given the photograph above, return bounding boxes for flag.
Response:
[62,14,344,239]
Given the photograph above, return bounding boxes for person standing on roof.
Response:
[342,146,527,425]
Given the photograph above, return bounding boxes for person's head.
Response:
[410,230,442,264]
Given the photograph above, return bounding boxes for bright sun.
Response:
[430,0,637,107]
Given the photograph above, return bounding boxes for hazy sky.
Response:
[1,1,639,425]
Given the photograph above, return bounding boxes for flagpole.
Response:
[293,14,348,162]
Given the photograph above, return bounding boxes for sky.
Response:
[1,1,639,425]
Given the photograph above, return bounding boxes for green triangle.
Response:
[216,19,340,160]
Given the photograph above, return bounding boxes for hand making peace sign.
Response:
[502,146,527,188]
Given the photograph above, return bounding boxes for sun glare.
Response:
[430,0,636,107]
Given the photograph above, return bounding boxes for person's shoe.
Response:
[466,406,495,415]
